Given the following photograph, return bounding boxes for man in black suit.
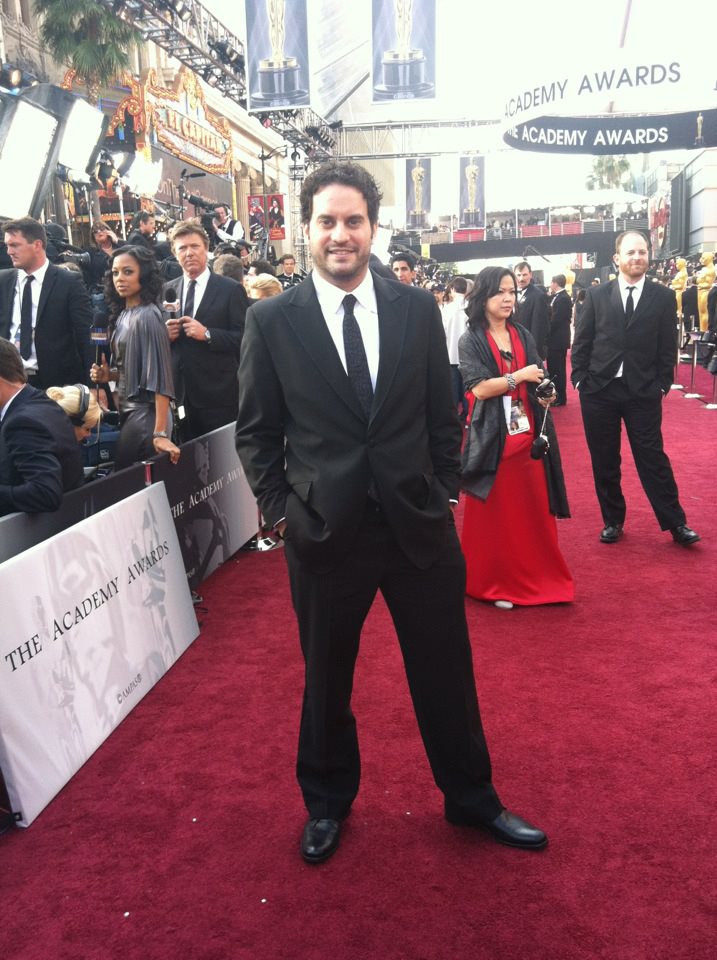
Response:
[164,220,247,439]
[571,230,700,546]
[235,161,546,864]
[515,261,550,359]
[126,211,156,252]
[0,339,83,516]
[0,217,93,389]
[547,273,572,406]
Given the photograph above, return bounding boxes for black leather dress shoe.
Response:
[301,818,341,864]
[445,804,547,850]
[600,523,623,543]
[670,524,701,546]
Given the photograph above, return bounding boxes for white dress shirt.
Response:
[313,269,380,390]
[9,258,51,372]
[614,274,646,378]
[183,266,211,315]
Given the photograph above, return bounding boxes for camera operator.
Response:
[0,217,94,389]
[213,203,245,245]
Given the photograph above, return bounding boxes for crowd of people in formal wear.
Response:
[0,205,310,516]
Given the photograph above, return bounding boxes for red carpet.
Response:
[2,373,716,960]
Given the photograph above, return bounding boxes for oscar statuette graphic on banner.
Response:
[463,156,480,228]
[407,157,428,229]
[253,0,306,106]
[374,0,434,101]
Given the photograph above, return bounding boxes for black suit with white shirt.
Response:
[0,263,93,388]
[235,270,501,823]
[164,271,247,438]
[571,276,686,530]
[516,282,550,359]
[547,288,572,404]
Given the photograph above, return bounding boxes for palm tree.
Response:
[586,155,634,192]
[34,0,142,104]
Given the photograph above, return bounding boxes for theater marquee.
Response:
[109,68,233,176]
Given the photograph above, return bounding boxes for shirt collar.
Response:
[21,258,50,285]
[312,268,377,317]
[184,266,211,287]
[618,273,646,294]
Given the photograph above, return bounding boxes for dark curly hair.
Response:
[104,245,163,322]
[300,160,383,226]
[465,266,517,331]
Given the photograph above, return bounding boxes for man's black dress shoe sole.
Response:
[670,525,701,546]
[301,818,341,864]
[600,523,623,544]
[445,806,548,850]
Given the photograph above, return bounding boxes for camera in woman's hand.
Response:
[535,376,556,401]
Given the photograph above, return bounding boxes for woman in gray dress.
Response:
[90,245,180,469]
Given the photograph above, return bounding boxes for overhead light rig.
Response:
[256,109,336,162]
[96,1,337,164]
[96,0,247,103]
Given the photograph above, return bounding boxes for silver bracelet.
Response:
[153,431,169,440]
[505,373,517,392]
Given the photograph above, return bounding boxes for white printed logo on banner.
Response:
[0,483,199,826]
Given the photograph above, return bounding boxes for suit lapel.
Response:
[0,271,17,337]
[630,278,656,326]
[609,279,624,323]
[372,275,407,422]
[36,264,58,329]
[285,277,366,420]
[195,273,217,319]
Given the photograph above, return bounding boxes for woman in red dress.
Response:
[459,266,573,609]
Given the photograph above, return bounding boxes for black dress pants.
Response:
[284,502,502,822]
[579,378,686,529]
[184,403,237,440]
[546,348,568,404]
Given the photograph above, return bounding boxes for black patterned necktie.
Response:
[342,294,373,418]
[625,286,635,322]
[20,274,34,360]
[184,279,197,318]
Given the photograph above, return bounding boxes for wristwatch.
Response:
[203,328,212,342]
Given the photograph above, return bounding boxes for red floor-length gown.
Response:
[461,325,574,606]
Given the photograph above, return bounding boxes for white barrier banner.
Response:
[0,483,199,826]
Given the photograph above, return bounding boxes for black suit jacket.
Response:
[235,272,461,572]
[548,289,572,352]
[516,282,550,357]
[0,385,83,516]
[571,277,676,397]
[164,272,247,411]
[0,264,94,388]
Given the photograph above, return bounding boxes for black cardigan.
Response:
[458,321,570,518]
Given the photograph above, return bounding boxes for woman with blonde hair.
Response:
[46,384,102,441]
[247,273,283,300]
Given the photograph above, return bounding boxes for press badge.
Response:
[504,397,530,434]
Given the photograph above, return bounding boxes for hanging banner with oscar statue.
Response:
[459,156,485,229]
[372,0,436,103]
[246,0,311,112]
[405,157,430,229]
